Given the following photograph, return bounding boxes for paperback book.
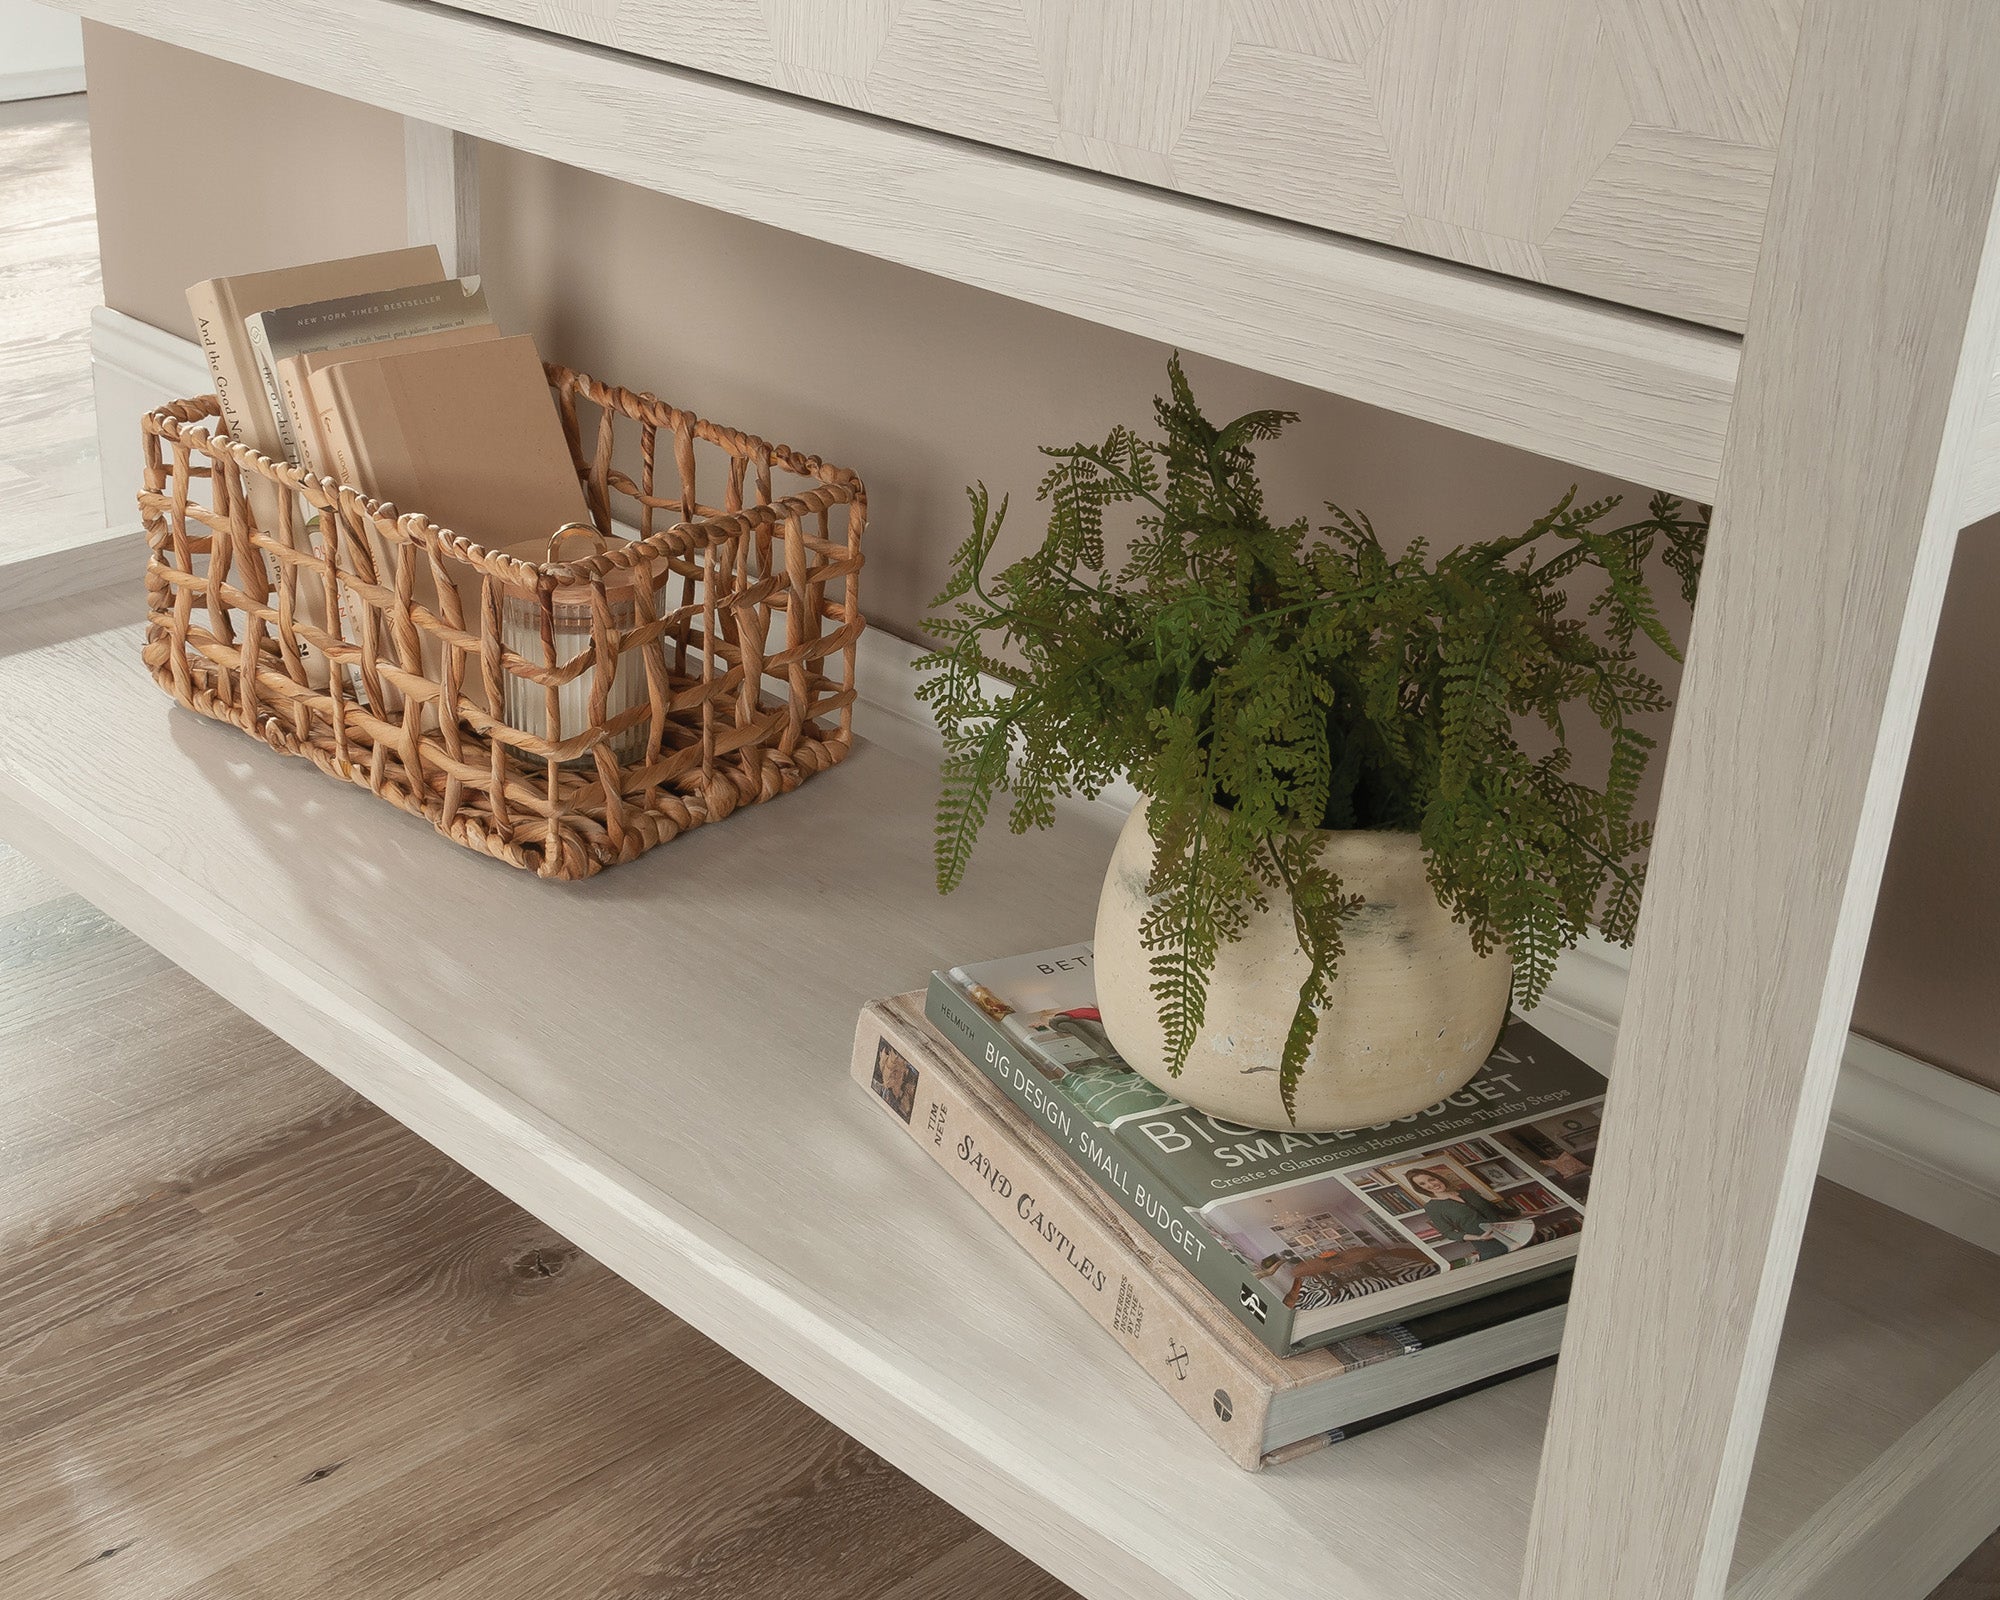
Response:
[243,276,493,471]
[927,945,1605,1357]
[854,993,1568,1468]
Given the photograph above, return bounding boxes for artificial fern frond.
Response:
[1141,804,1252,1075]
[929,484,1008,608]
[931,711,1014,893]
[1263,832,1361,1120]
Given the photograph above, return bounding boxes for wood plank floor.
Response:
[1944,1545,2000,1600]
[0,842,1078,1598]
[0,93,102,554]
[1,82,1994,1600]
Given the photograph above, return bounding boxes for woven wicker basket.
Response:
[140,364,865,879]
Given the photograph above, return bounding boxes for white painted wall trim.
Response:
[83,306,2000,1256]
[0,0,83,101]
[0,64,84,99]
[1530,934,2000,1256]
[14,304,213,616]
[91,303,205,525]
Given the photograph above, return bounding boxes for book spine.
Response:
[309,369,363,498]
[243,313,303,468]
[305,368,377,708]
[310,365,403,596]
[186,279,257,446]
[275,356,326,479]
[186,281,294,620]
[853,1001,1276,1470]
[925,975,1299,1358]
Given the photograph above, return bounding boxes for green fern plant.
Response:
[917,357,1708,1120]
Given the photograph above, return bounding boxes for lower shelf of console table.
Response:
[2,582,1996,1600]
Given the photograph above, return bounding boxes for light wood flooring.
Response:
[0,841,1077,1598]
[0,93,102,554]
[0,82,1994,1600]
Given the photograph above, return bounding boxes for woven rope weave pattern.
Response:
[139,364,866,880]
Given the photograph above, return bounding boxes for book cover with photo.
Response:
[853,993,1571,1469]
[927,944,1606,1357]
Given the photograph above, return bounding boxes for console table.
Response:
[9,3,2000,1598]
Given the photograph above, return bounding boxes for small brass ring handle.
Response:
[546,521,606,563]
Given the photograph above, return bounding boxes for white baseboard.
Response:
[0,66,84,101]
[0,306,210,614]
[91,303,209,529]
[78,307,2000,1256]
[0,526,146,618]
[1524,935,2000,1255]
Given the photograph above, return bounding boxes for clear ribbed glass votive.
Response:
[498,524,664,767]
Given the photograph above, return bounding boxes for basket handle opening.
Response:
[547,521,608,564]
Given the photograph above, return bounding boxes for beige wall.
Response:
[83,26,2000,1091]
[84,25,408,327]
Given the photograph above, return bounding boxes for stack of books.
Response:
[188,247,589,551]
[852,944,1605,1469]
[185,249,595,693]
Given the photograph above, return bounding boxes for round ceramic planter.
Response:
[1092,801,1512,1131]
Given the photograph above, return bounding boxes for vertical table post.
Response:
[404,118,479,279]
[1519,3,2000,1597]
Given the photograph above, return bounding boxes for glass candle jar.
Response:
[498,524,665,767]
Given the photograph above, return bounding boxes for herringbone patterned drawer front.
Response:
[437,0,1797,330]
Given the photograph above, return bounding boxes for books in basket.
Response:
[853,994,1567,1469]
[928,944,1606,1359]
[185,246,448,680]
[243,276,493,473]
[186,247,445,470]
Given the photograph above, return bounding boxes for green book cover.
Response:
[927,943,1605,1357]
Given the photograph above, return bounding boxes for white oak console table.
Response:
[8,3,2000,1598]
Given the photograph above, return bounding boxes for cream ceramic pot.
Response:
[1093,801,1512,1131]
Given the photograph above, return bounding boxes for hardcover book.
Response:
[277,324,502,482]
[854,993,1567,1469]
[305,333,588,553]
[304,333,588,719]
[244,277,493,469]
[927,945,1605,1358]
[278,325,507,713]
